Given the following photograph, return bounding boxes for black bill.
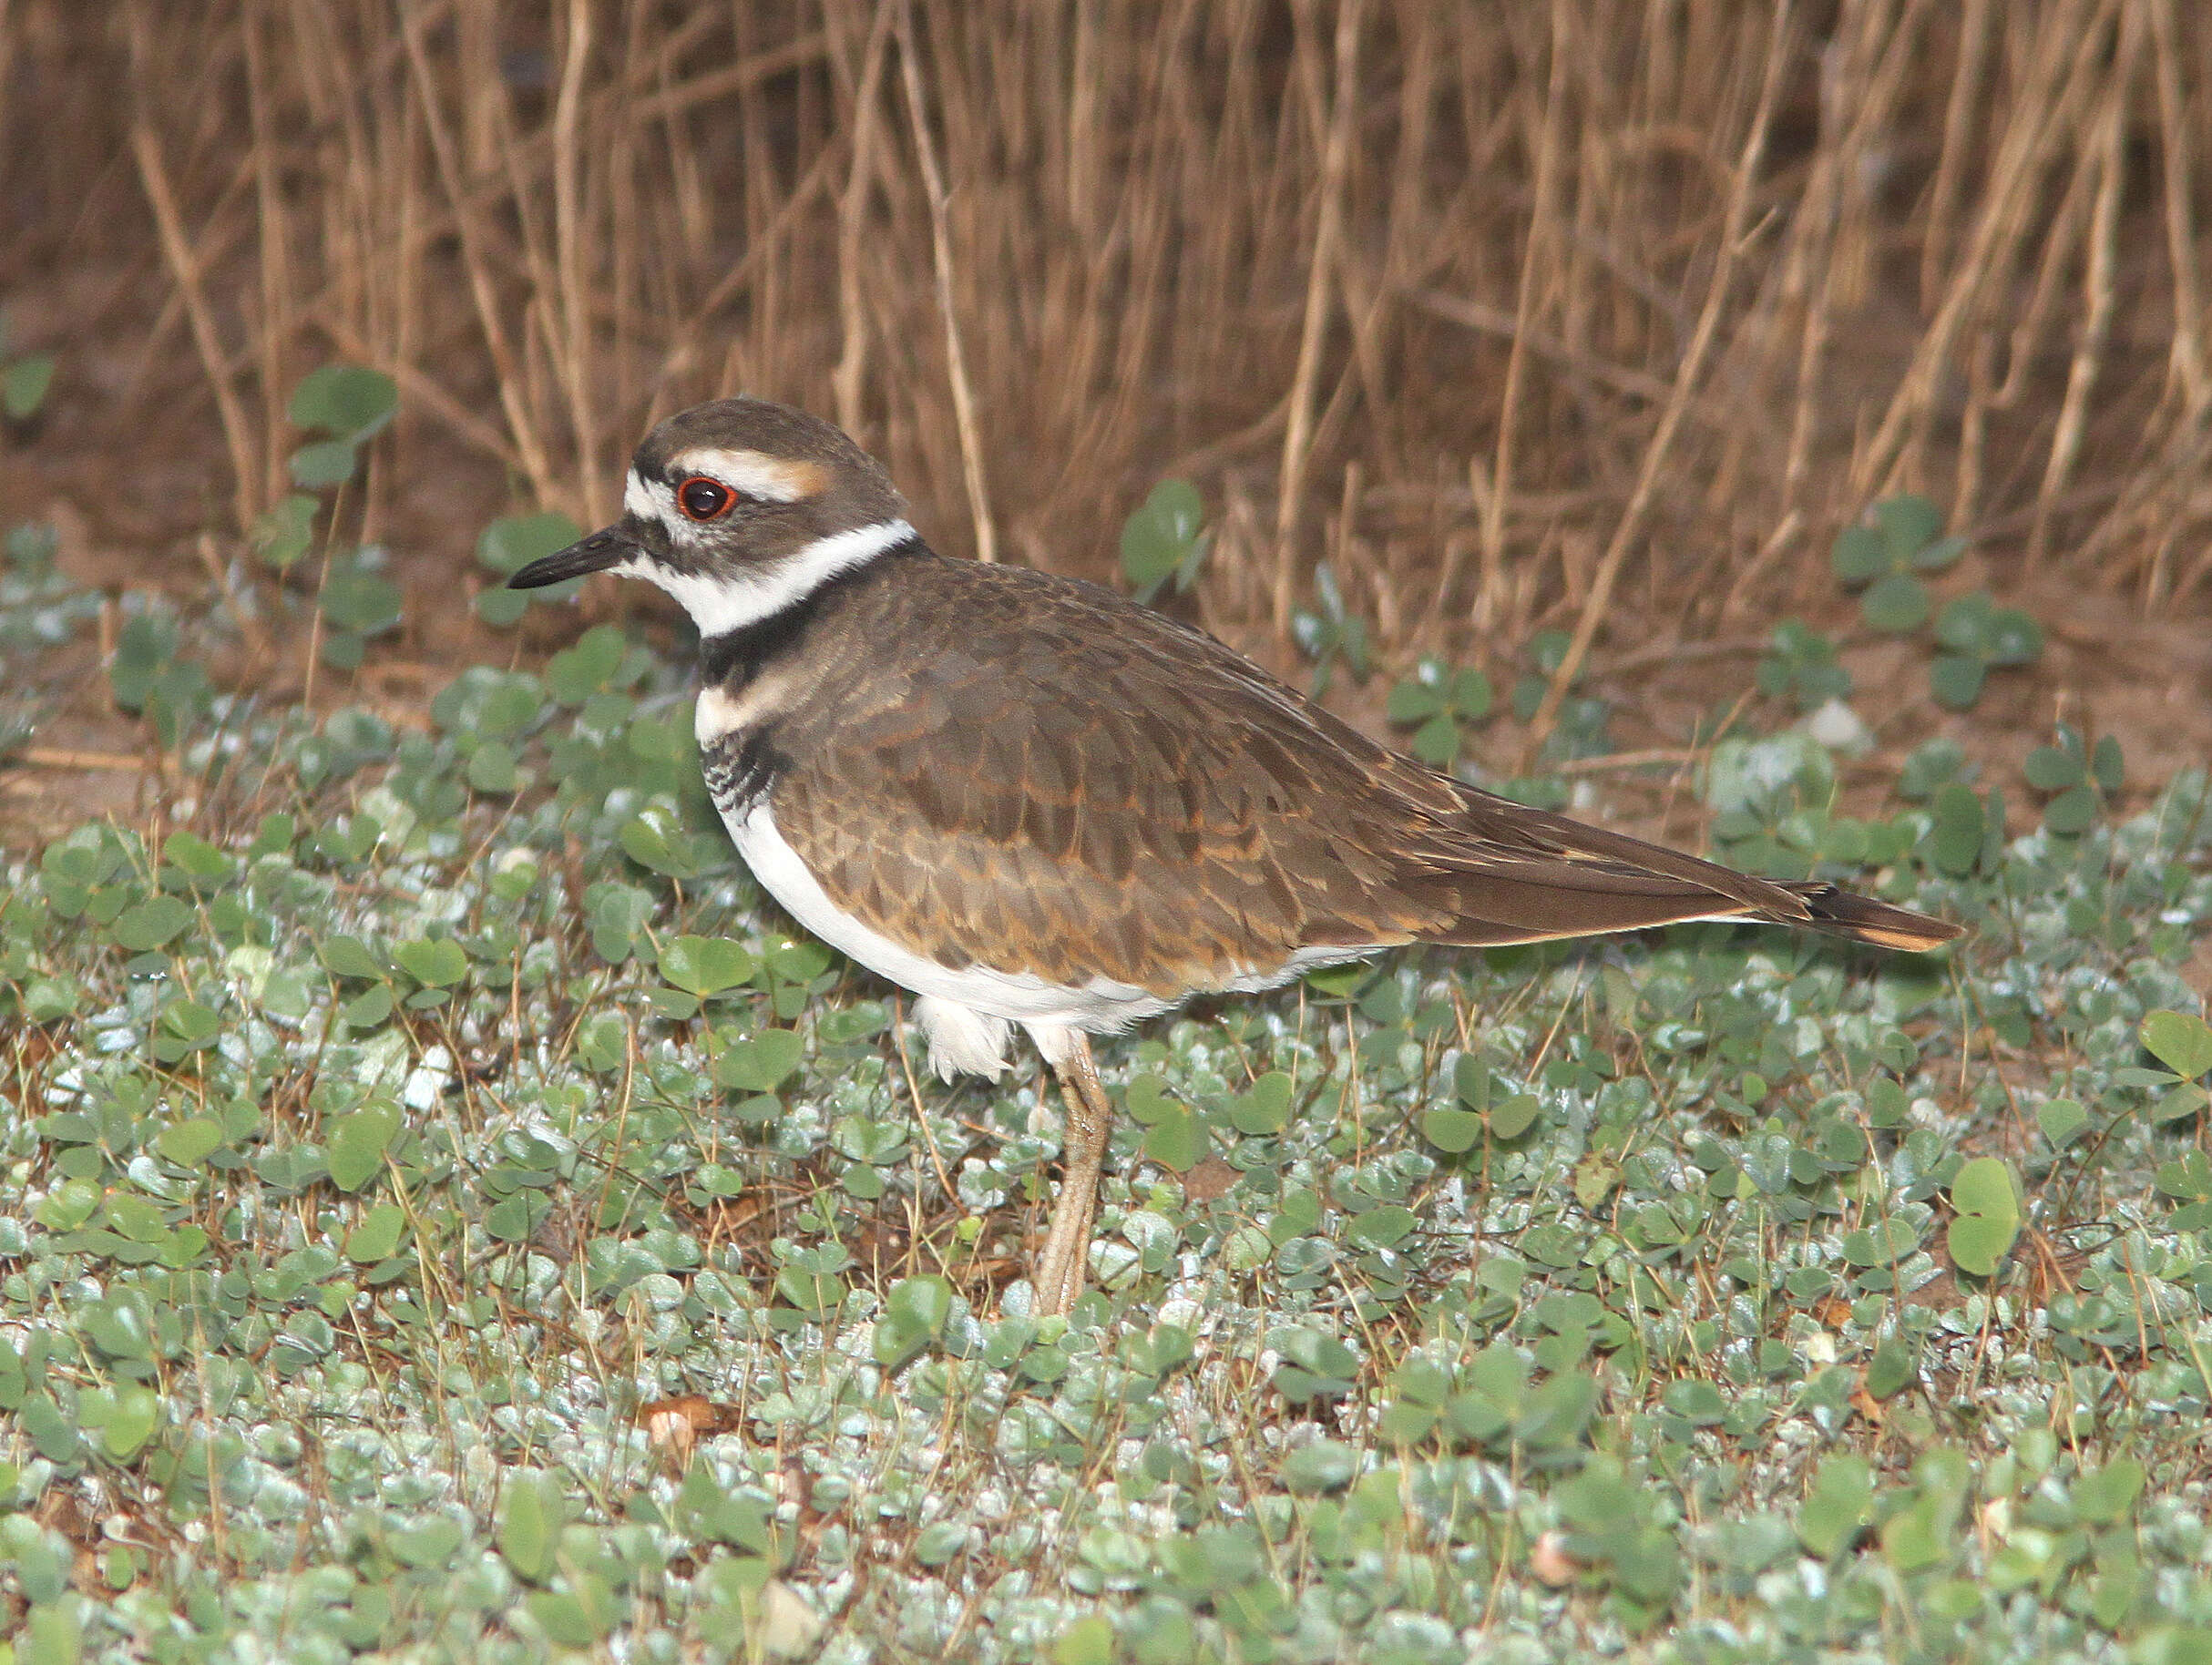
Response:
[507,524,642,589]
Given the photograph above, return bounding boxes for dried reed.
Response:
[1,0,2203,716]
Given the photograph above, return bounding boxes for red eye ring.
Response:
[676,475,734,521]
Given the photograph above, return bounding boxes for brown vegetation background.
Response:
[1,0,2207,814]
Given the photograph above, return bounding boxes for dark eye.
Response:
[676,476,733,520]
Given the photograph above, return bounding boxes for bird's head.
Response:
[507,398,914,635]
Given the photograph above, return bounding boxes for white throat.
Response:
[622,517,916,638]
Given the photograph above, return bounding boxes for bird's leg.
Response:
[1034,1033,1113,1316]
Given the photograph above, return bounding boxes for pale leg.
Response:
[1032,1032,1113,1315]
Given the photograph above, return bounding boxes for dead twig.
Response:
[1522,0,1794,765]
[1273,0,1363,630]
[896,0,996,563]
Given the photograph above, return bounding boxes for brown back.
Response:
[755,553,1953,996]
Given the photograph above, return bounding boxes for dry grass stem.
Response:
[1479,3,1570,624]
[127,119,261,540]
[1521,0,1792,761]
[2029,7,2135,568]
[2145,0,2207,416]
[896,1,996,564]
[1,0,2204,672]
[1274,0,1363,631]
[831,0,897,435]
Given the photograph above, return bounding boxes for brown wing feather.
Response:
[764,555,1958,994]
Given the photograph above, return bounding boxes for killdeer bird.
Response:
[509,399,1962,1316]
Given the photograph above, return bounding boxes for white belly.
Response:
[717,794,1380,1080]
[722,799,1173,1017]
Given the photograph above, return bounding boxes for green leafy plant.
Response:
[1930,591,2043,709]
[1126,1073,1207,1172]
[1703,730,1834,876]
[0,309,56,423]
[1421,1055,1538,1153]
[251,492,319,572]
[287,364,398,488]
[2023,724,2122,835]
[1511,629,1610,762]
[1553,1456,1683,1625]
[1797,1453,1875,1558]
[1920,780,2007,877]
[1120,480,1208,605]
[871,1275,956,1372]
[1289,562,1371,695]
[1877,1448,1972,1576]
[108,602,210,748]
[476,511,587,625]
[1946,1158,2022,1276]
[7,455,2212,1663]
[1828,495,2043,710]
[255,364,399,572]
[1756,620,1852,711]
[1386,655,1493,767]
[1896,735,1971,800]
[1378,1343,1596,1458]
[1830,495,1965,632]
[1271,1326,1360,1403]
[5,518,57,577]
[315,546,405,670]
[2135,1010,2212,1130]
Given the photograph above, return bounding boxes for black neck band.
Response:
[696,530,921,687]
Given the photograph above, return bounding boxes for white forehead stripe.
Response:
[668,446,824,504]
[621,518,917,638]
[625,469,677,523]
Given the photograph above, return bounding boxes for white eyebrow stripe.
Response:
[668,446,824,504]
[622,518,917,638]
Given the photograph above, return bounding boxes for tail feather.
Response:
[1780,883,1964,952]
[1405,787,1966,954]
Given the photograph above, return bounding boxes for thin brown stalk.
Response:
[552,0,601,521]
[1481,5,1571,604]
[1993,97,2107,411]
[1920,0,1992,312]
[14,0,2206,699]
[833,0,898,435]
[2145,0,2207,416]
[396,0,558,506]
[2031,13,2135,568]
[0,0,13,136]
[664,146,843,406]
[242,0,294,514]
[347,27,828,278]
[393,74,426,455]
[129,121,261,538]
[1410,288,1674,407]
[314,318,525,474]
[1779,0,1911,527]
[628,32,833,125]
[6,746,169,775]
[1954,328,1999,526]
[1855,0,2118,498]
[1522,1,1793,762]
[897,1,997,563]
[1274,0,1363,631]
